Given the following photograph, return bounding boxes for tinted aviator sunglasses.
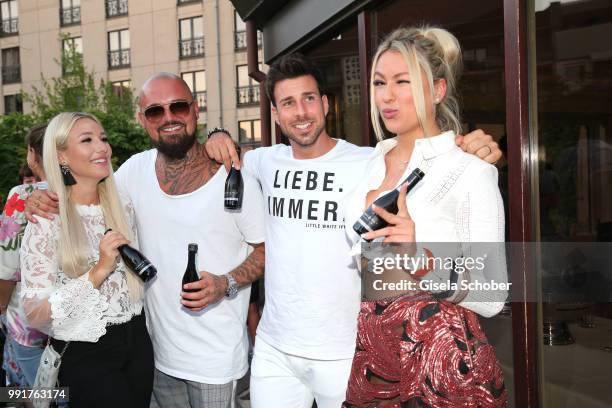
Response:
[142,100,194,122]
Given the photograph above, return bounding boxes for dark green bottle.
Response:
[182,243,200,293]
[353,168,425,241]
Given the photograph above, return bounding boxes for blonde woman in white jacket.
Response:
[342,27,507,408]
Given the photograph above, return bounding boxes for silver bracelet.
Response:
[207,127,231,139]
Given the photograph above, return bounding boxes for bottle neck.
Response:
[187,250,197,269]
[398,169,423,192]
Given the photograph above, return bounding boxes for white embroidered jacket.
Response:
[345,131,508,317]
[20,201,143,342]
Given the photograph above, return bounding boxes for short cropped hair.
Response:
[265,53,325,107]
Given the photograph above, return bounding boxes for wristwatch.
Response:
[224,274,239,298]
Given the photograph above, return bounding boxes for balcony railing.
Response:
[60,6,81,26]
[108,49,130,69]
[179,37,204,59]
[234,30,262,51]
[236,86,260,106]
[0,18,18,36]
[1,65,21,84]
[106,0,128,18]
[193,91,207,111]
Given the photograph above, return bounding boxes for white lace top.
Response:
[19,201,143,342]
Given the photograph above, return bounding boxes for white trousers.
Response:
[250,337,353,408]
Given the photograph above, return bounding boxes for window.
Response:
[179,16,204,59]
[177,0,199,5]
[60,0,81,26]
[106,0,128,18]
[63,37,83,54]
[238,119,261,144]
[182,71,206,111]
[112,80,131,97]
[234,11,246,50]
[108,29,130,69]
[236,65,259,106]
[62,37,82,75]
[1,47,20,84]
[4,94,22,114]
[0,0,17,36]
[234,11,261,51]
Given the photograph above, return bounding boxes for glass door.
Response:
[534,1,612,407]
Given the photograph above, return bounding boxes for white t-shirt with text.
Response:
[244,139,372,360]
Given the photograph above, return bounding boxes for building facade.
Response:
[0,0,263,145]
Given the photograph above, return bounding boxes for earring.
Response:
[60,163,77,186]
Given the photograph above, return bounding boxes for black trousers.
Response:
[52,313,154,408]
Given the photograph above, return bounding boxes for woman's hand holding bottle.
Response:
[89,230,129,288]
[360,183,416,243]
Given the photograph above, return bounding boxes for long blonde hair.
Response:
[42,112,143,301]
[370,25,463,140]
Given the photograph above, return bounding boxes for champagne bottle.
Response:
[224,146,243,210]
[353,168,425,241]
[104,229,157,282]
[182,243,200,293]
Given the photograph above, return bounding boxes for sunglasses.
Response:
[142,100,194,122]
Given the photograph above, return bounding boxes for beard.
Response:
[150,122,197,159]
[279,119,326,148]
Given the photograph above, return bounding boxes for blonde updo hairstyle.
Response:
[43,112,143,302]
[370,26,463,140]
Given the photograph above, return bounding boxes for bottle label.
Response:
[356,218,374,233]
[134,260,147,272]
[138,263,155,279]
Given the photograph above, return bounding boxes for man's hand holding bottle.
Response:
[181,272,228,312]
[206,131,241,172]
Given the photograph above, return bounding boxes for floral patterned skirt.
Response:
[343,294,507,408]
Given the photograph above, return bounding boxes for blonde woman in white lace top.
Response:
[20,112,153,407]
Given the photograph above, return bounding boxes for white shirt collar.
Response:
[374,130,457,160]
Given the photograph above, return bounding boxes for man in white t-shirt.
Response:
[26,73,266,408]
[206,53,502,407]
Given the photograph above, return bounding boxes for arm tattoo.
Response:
[229,243,265,287]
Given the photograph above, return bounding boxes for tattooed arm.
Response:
[180,243,265,311]
[228,243,265,287]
